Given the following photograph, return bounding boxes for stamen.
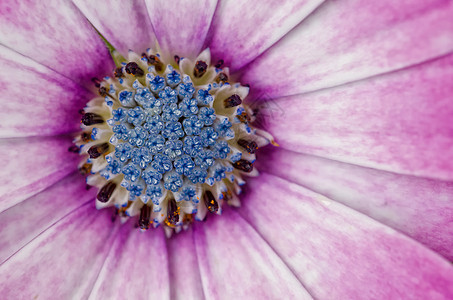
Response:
[81,113,104,126]
[114,67,124,78]
[138,204,151,230]
[174,55,180,64]
[224,94,242,108]
[215,72,228,83]
[215,59,224,68]
[87,143,109,159]
[237,139,258,154]
[193,61,208,78]
[97,182,117,203]
[148,55,163,72]
[81,132,91,142]
[125,62,144,77]
[91,77,101,88]
[68,145,80,153]
[167,198,180,226]
[79,163,92,175]
[203,191,218,213]
[232,159,253,173]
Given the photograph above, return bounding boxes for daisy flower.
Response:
[0,0,452,299]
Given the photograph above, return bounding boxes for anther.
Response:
[81,112,104,126]
[203,191,218,213]
[138,205,151,230]
[224,94,242,108]
[215,72,228,83]
[174,55,180,64]
[79,163,92,175]
[237,139,258,154]
[114,67,124,78]
[141,53,149,62]
[237,111,250,124]
[167,198,180,226]
[125,62,144,77]
[91,77,101,88]
[96,181,117,203]
[78,109,85,115]
[215,59,224,69]
[232,159,253,173]
[87,143,109,159]
[194,61,208,78]
[68,145,79,153]
[81,132,91,142]
[98,86,113,98]
[148,55,163,72]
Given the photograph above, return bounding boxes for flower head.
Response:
[1,0,453,299]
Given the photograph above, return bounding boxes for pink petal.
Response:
[205,0,325,72]
[168,228,205,299]
[0,45,94,137]
[257,147,453,260]
[239,174,453,299]
[241,0,453,99]
[0,136,80,213]
[0,173,95,264]
[0,204,118,299]
[144,0,217,60]
[0,0,114,88]
[72,0,156,55]
[193,210,312,299]
[255,52,453,180]
[89,223,170,299]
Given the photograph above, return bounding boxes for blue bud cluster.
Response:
[100,67,235,203]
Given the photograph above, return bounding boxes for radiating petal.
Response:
[241,0,453,99]
[205,0,324,72]
[255,52,453,180]
[168,228,205,300]
[0,136,80,213]
[257,147,453,260]
[72,0,156,55]
[0,0,113,88]
[239,174,453,299]
[144,0,217,61]
[0,204,118,299]
[0,46,94,137]
[0,173,95,264]
[193,209,312,299]
[88,223,170,300]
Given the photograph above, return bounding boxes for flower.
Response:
[0,0,453,299]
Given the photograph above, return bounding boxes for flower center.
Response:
[74,48,274,234]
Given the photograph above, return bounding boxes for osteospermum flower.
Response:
[1,0,453,298]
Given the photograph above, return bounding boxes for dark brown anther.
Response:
[87,143,109,159]
[232,159,254,173]
[68,145,80,153]
[237,111,251,124]
[114,67,124,78]
[194,60,208,78]
[167,198,180,226]
[81,132,91,142]
[138,205,151,230]
[215,59,224,68]
[125,62,144,77]
[244,83,250,88]
[141,53,149,62]
[224,94,242,108]
[81,112,104,126]
[148,55,163,72]
[174,55,180,64]
[85,185,92,190]
[237,139,258,154]
[79,163,92,175]
[91,77,101,88]
[215,72,228,83]
[78,109,85,115]
[203,191,219,213]
[97,182,117,203]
